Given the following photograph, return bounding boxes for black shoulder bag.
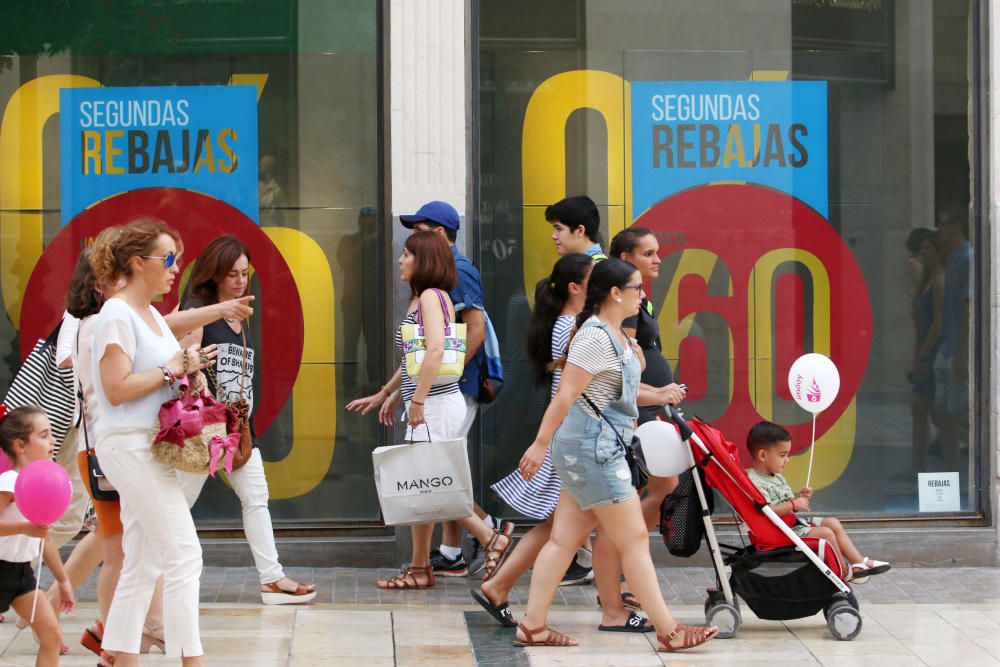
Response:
[580,393,649,490]
[76,331,118,502]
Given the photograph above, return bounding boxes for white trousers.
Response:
[51,426,89,548]
[98,430,203,658]
[177,448,284,584]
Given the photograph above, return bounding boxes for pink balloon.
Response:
[14,460,71,526]
[0,452,12,475]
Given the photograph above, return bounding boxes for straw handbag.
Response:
[151,378,231,474]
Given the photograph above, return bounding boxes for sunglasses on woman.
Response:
[141,251,181,269]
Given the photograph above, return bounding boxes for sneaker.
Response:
[492,517,516,538]
[559,556,594,586]
[468,541,486,577]
[429,549,469,577]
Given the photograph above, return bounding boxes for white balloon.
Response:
[787,353,841,414]
[635,420,689,477]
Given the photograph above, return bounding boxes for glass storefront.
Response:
[478,0,982,519]
[0,0,383,527]
[0,0,989,537]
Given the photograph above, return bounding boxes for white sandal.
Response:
[853,557,891,575]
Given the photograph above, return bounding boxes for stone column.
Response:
[387,0,471,563]
[989,0,1000,565]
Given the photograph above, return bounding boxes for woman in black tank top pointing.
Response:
[179,236,316,605]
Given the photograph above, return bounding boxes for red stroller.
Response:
[661,408,862,641]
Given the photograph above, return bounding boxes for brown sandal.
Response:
[481,530,513,582]
[512,622,577,647]
[657,624,719,652]
[376,566,435,590]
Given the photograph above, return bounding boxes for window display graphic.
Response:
[60,86,260,224]
[630,81,828,217]
[522,72,871,489]
[6,81,336,501]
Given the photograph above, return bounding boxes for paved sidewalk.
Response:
[190,565,1000,607]
[5,567,1000,666]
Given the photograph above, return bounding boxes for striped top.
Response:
[549,315,575,399]
[567,316,632,419]
[395,311,460,403]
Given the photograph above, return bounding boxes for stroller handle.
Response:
[664,404,694,441]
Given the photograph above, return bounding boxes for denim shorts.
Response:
[550,416,637,511]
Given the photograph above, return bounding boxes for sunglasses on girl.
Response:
[141,251,181,269]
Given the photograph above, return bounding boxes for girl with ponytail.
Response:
[525,253,594,384]
[511,258,718,653]
[474,254,592,625]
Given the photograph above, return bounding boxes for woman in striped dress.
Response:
[347,231,513,589]
[472,253,592,626]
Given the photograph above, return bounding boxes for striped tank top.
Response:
[395,311,460,403]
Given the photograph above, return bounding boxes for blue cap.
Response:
[400,200,460,232]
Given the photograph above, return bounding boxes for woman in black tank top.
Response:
[181,236,316,605]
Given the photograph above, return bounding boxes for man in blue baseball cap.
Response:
[397,201,513,577]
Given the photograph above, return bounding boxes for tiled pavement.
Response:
[180,565,1000,607]
[5,567,1000,665]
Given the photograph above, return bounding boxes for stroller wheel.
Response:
[826,601,862,641]
[823,591,860,620]
[705,600,741,639]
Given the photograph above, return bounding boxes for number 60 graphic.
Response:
[521,71,871,490]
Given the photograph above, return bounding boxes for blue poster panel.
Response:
[60,85,259,224]
[630,81,828,217]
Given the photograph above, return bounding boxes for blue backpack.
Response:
[476,311,504,403]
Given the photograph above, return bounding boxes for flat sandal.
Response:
[481,530,513,582]
[657,624,719,652]
[512,622,577,647]
[376,565,435,590]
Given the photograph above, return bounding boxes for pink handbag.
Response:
[151,377,241,476]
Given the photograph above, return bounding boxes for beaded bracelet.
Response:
[159,365,176,386]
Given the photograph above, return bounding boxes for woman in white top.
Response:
[90,219,217,667]
[65,248,253,659]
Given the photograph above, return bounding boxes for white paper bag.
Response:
[372,438,474,526]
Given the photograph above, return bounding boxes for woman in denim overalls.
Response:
[515,259,718,653]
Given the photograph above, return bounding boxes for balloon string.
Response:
[805,413,817,488]
[29,539,41,624]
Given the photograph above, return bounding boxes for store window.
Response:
[478,0,981,518]
[0,0,383,527]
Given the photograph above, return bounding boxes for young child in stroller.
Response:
[746,421,891,583]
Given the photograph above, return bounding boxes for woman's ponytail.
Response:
[526,253,593,385]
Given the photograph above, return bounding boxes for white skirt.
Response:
[403,391,467,442]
